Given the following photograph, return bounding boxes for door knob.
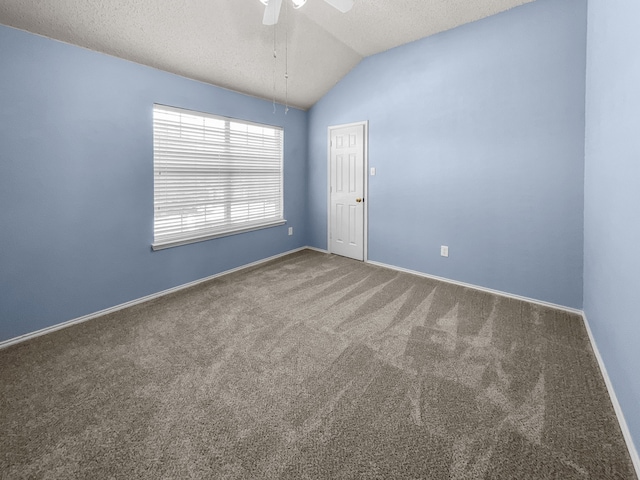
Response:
[356,198,363,203]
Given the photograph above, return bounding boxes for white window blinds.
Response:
[152,104,284,250]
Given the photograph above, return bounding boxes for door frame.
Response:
[327,120,369,261]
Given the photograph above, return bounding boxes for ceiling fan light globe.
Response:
[292,0,307,9]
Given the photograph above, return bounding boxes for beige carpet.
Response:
[0,250,636,479]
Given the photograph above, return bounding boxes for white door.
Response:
[329,123,366,261]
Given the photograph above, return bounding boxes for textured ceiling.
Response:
[0,0,534,110]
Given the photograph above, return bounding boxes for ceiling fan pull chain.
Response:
[273,49,277,114]
[272,14,277,114]
[284,0,289,114]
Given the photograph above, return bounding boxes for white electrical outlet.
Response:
[288,227,293,236]
[370,167,376,176]
[440,245,449,257]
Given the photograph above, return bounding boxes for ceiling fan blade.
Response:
[323,0,354,13]
[263,0,283,25]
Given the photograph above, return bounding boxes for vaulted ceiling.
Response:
[0,0,534,109]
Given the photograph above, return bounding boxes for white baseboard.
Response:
[581,313,640,476]
[0,247,308,350]
[365,259,582,315]
[305,246,329,254]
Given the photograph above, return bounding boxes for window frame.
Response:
[151,104,285,251]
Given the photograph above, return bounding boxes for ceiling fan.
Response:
[260,0,354,26]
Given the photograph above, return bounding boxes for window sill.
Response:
[151,219,287,251]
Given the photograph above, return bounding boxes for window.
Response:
[152,105,284,250]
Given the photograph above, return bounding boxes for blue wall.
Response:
[584,0,640,452]
[308,0,587,309]
[0,25,308,342]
